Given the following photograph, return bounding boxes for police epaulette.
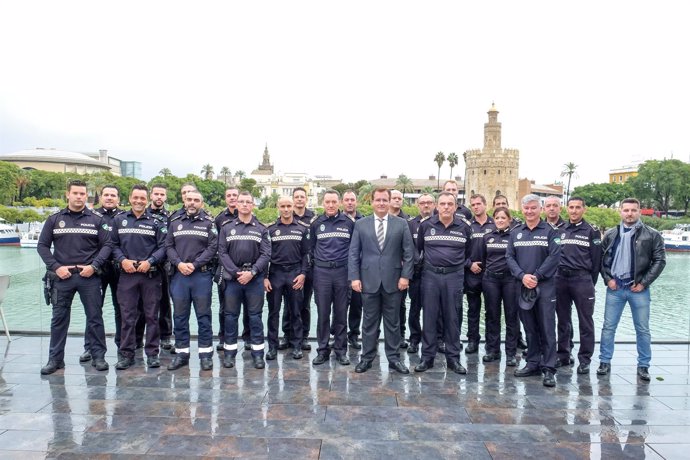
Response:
[406,215,415,221]
[420,216,430,223]
[309,215,318,224]
[346,214,355,222]
[297,220,310,228]
[458,216,472,226]
[92,210,103,217]
[591,223,600,232]
[169,213,183,223]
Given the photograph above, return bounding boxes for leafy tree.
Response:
[571,182,633,208]
[352,180,370,193]
[260,191,280,209]
[159,168,172,177]
[629,159,686,214]
[23,170,69,199]
[447,152,458,179]
[357,183,374,204]
[560,162,578,203]
[200,164,214,181]
[0,161,21,205]
[434,151,445,190]
[332,183,351,196]
[238,178,262,198]
[234,170,246,181]
[673,162,690,214]
[395,174,413,196]
[219,166,232,184]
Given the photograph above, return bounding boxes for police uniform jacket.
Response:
[146,205,170,225]
[408,215,427,267]
[165,212,218,269]
[267,218,310,275]
[294,208,316,226]
[557,219,602,284]
[310,210,354,264]
[481,227,512,273]
[112,210,167,265]
[416,214,472,268]
[95,206,125,230]
[548,217,566,229]
[468,216,496,264]
[506,219,561,281]
[218,215,271,277]
[215,207,238,232]
[37,207,112,272]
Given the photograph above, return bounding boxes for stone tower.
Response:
[463,103,520,207]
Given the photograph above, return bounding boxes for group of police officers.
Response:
[38,178,605,388]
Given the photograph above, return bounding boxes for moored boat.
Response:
[0,218,20,246]
[662,224,690,252]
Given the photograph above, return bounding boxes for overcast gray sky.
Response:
[1,1,688,188]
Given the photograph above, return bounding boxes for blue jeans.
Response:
[599,285,651,367]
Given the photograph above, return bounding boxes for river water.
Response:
[1,247,689,341]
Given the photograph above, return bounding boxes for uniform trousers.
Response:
[313,265,348,356]
[49,275,106,362]
[407,273,423,345]
[267,267,304,350]
[556,274,595,365]
[135,270,172,344]
[118,271,161,359]
[170,270,214,358]
[482,273,518,356]
[465,271,483,344]
[85,263,120,351]
[348,289,363,340]
[519,279,557,372]
[421,270,463,362]
[282,275,313,341]
[223,275,265,357]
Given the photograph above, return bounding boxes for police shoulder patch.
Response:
[160,227,168,234]
[102,223,110,231]
[211,227,217,235]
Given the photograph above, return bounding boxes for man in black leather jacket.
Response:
[597,198,666,381]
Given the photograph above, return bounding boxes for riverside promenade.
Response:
[1,337,690,459]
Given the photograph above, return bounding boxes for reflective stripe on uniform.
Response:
[225,235,262,243]
[118,228,156,236]
[561,238,591,247]
[173,230,209,238]
[316,232,350,240]
[271,235,302,241]
[424,235,467,243]
[224,343,238,351]
[198,346,213,353]
[251,343,265,350]
[53,228,98,235]
[175,347,190,354]
[513,241,549,247]
[486,243,508,249]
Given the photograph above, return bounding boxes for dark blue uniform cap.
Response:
[519,285,540,310]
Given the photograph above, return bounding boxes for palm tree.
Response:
[447,152,458,179]
[219,166,231,184]
[434,151,445,190]
[357,183,374,205]
[200,164,214,181]
[396,174,414,200]
[14,172,30,202]
[159,168,172,177]
[560,162,578,203]
[234,170,246,181]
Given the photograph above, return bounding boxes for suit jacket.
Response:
[348,214,415,294]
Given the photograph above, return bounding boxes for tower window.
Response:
[484,170,487,175]
[498,170,501,175]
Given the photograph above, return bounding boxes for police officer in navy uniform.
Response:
[443,180,472,220]
[414,192,471,374]
[311,190,354,366]
[279,186,316,351]
[544,195,566,229]
[214,186,240,351]
[480,206,519,366]
[465,194,496,354]
[145,183,174,351]
[80,185,125,363]
[38,180,112,375]
[555,197,602,374]
[388,189,411,348]
[265,196,310,360]
[218,191,271,369]
[112,185,167,369]
[342,190,364,350]
[166,190,218,371]
[406,194,435,354]
[507,194,562,387]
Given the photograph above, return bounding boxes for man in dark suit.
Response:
[348,188,415,374]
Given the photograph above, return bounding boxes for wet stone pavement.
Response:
[1,337,690,459]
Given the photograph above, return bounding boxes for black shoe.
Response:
[41,359,65,375]
[389,361,410,374]
[200,357,213,371]
[291,349,303,360]
[482,352,501,363]
[79,351,92,363]
[597,363,611,376]
[517,337,528,349]
[222,353,236,368]
[447,360,467,374]
[355,360,373,373]
[170,348,177,355]
[407,342,419,353]
[555,358,568,368]
[577,363,590,374]
[277,338,290,350]
[135,341,144,350]
[168,355,190,371]
[91,357,109,371]
[115,357,134,370]
[437,342,447,354]
[506,357,518,367]
[399,340,409,349]
[216,342,225,351]
[514,366,541,377]
[253,355,265,369]
[312,353,329,365]
[348,336,362,350]
[160,339,173,351]
[147,356,161,368]
[414,360,434,372]
[335,354,350,365]
[465,342,479,354]
[265,348,278,360]
[301,342,312,351]
[543,370,556,387]
[637,366,651,381]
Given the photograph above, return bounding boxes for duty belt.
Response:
[314,259,347,269]
[424,263,462,274]
[485,269,508,279]
[557,268,591,278]
[271,262,301,272]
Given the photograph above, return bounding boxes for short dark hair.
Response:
[567,196,586,206]
[67,179,87,192]
[131,184,149,194]
[101,184,120,196]
[372,188,391,199]
[621,197,641,207]
[293,187,307,197]
[492,206,512,219]
[437,191,456,202]
[343,188,357,197]
[323,189,340,199]
[225,186,239,193]
[181,182,197,191]
[238,191,253,199]
[150,183,167,191]
[493,194,508,206]
[470,193,486,204]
